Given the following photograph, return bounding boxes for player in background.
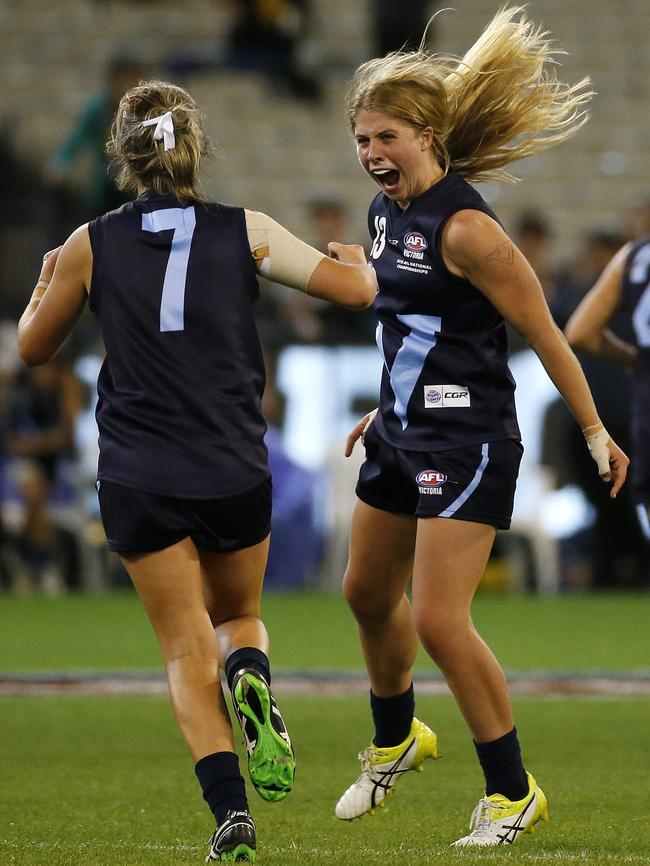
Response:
[17,81,376,863]
[565,238,650,540]
[335,7,629,847]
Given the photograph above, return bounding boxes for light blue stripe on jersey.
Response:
[637,504,650,541]
[376,314,442,430]
[439,442,490,518]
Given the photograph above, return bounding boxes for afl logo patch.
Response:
[404,232,428,252]
[416,470,447,487]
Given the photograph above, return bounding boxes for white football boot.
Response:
[453,772,549,846]
[335,718,438,820]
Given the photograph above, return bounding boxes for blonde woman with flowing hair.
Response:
[335,7,629,846]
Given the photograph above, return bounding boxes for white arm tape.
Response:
[586,428,611,476]
[245,210,325,292]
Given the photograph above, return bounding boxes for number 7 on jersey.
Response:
[142,207,196,332]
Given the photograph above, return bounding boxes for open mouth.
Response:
[372,168,400,191]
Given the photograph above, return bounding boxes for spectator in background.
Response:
[44,57,149,223]
[225,0,321,101]
[514,212,555,299]
[508,211,555,354]
[4,360,83,592]
[553,230,625,328]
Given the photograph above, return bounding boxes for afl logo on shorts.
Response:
[416,470,447,487]
[404,232,428,252]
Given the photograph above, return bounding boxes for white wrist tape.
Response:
[586,428,611,476]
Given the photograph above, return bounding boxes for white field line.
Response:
[1,672,650,697]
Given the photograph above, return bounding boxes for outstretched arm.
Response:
[442,209,629,498]
[18,225,92,366]
[245,210,377,309]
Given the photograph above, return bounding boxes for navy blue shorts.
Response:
[97,477,272,554]
[356,425,523,530]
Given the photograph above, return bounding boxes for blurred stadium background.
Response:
[1,3,650,865]
[2,0,650,595]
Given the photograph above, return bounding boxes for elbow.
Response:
[17,334,50,367]
[563,319,580,348]
[19,349,47,368]
[347,273,378,310]
[564,323,597,354]
[347,290,376,311]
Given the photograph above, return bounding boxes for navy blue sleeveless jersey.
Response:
[368,170,520,451]
[88,190,268,498]
[621,237,650,454]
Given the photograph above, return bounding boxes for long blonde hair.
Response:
[345,6,593,184]
[107,81,209,200]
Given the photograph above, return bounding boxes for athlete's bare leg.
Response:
[343,499,418,697]
[412,517,513,742]
[198,535,270,666]
[345,502,515,741]
[121,537,233,761]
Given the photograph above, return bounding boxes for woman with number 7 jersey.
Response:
[335,6,629,848]
[17,80,376,864]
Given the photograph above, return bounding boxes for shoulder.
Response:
[203,199,231,214]
[368,191,386,215]
[624,237,649,267]
[245,209,275,230]
[442,209,505,257]
[58,224,93,287]
[65,223,92,257]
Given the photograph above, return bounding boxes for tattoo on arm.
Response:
[486,242,515,265]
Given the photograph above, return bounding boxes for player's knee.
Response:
[161,631,218,665]
[413,608,470,659]
[210,607,261,628]
[343,571,392,621]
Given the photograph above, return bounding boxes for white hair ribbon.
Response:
[141,110,176,151]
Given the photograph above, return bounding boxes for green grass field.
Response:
[1,591,649,865]
[1,590,649,673]
[2,695,650,865]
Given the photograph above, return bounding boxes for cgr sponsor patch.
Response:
[424,385,471,408]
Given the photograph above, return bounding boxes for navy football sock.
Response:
[474,727,529,801]
[195,751,248,825]
[225,647,271,692]
[370,683,415,747]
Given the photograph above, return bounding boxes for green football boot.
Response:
[231,669,295,802]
